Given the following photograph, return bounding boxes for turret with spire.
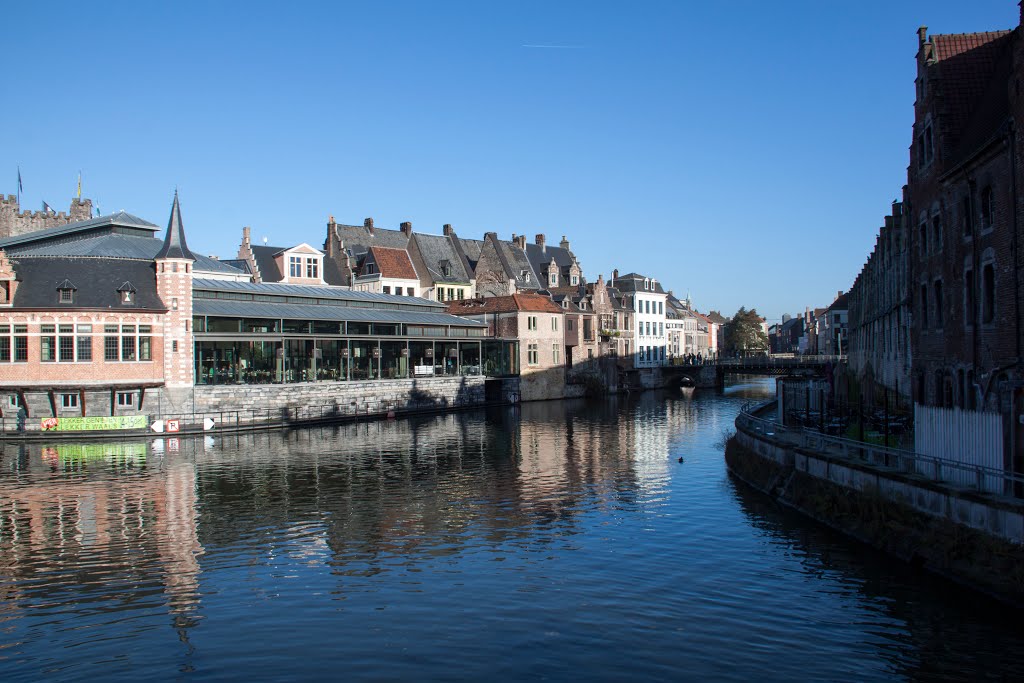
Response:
[154,191,195,390]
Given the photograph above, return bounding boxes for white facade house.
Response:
[610,271,668,368]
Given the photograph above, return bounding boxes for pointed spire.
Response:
[155,190,195,260]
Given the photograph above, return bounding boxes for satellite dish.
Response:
[262,236,268,245]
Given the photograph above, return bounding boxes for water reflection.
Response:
[1,382,1023,681]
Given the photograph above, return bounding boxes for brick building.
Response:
[907,20,1023,412]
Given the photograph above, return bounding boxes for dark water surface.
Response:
[2,378,1023,681]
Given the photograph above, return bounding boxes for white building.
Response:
[609,271,668,367]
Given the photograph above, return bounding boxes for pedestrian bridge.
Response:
[663,355,843,388]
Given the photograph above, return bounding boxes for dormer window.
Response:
[289,256,302,278]
[306,259,319,279]
[571,274,579,286]
[440,260,452,278]
[117,281,137,305]
[644,278,649,290]
[366,262,377,275]
[56,279,77,304]
[550,272,557,286]
[521,269,530,282]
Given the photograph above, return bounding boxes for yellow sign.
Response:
[40,415,148,432]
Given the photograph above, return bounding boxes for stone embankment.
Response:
[728,402,1024,607]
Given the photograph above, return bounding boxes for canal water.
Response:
[1,377,1023,681]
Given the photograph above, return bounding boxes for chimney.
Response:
[364,217,374,235]
[400,221,412,236]
[918,26,927,49]
[443,223,454,236]
[242,226,251,245]
[535,233,546,252]
[484,231,497,241]
[838,290,843,299]
[560,235,570,251]
[597,273,604,285]
[514,235,526,250]
[612,268,619,283]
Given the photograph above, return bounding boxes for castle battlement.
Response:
[0,194,94,239]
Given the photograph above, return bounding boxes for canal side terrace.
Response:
[0,195,517,433]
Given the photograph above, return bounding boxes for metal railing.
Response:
[736,400,1024,497]
[0,394,491,437]
[719,355,846,367]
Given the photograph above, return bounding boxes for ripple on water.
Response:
[3,382,1024,681]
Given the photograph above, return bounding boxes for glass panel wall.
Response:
[459,341,481,376]
[409,341,434,378]
[350,339,376,380]
[380,340,407,379]
[436,341,459,377]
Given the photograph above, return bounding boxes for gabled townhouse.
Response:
[609,270,668,367]
[523,234,583,291]
[237,226,346,286]
[352,246,421,296]
[817,292,848,356]
[473,233,540,297]
[446,293,564,401]
[407,227,474,302]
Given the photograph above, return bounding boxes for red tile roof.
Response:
[932,31,1011,62]
[368,246,418,280]
[446,293,563,315]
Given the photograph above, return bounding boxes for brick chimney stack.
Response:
[400,221,412,236]
[443,224,454,236]
[364,217,374,236]
[535,233,546,252]
[560,235,570,251]
[514,235,526,250]
[242,226,251,245]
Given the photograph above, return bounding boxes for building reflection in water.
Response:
[0,439,203,641]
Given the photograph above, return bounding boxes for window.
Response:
[550,272,557,286]
[172,340,178,353]
[638,322,643,337]
[962,195,973,236]
[104,324,152,362]
[527,343,539,365]
[382,286,391,294]
[58,325,74,362]
[920,284,929,328]
[61,393,78,411]
[981,186,994,229]
[306,259,319,279]
[528,316,537,331]
[934,281,943,327]
[437,288,445,302]
[77,324,92,361]
[571,274,578,286]
[0,324,28,363]
[290,256,302,278]
[447,288,455,300]
[395,287,403,296]
[553,343,560,364]
[646,321,651,336]
[964,269,975,325]
[645,301,651,314]
[366,263,377,275]
[919,222,928,257]
[932,215,942,252]
[40,324,56,362]
[456,289,463,300]
[551,317,558,332]
[59,288,73,303]
[644,279,649,290]
[982,263,995,323]
[116,392,135,408]
[658,322,663,336]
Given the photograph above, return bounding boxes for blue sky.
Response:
[2,1,1019,322]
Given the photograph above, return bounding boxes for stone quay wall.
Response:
[729,404,1024,606]
[191,376,490,424]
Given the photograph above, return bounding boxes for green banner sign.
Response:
[40,415,149,432]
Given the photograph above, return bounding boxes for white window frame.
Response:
[116,391,135,408]
[61,393,79,411]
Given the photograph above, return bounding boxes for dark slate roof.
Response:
[219,258,251,274]
[0,210,158,250]
[456,237,484,275]
[194,299,485,327]
[487,237,538,290]
[524,242,575,279]
[155,193,195,260]
[192,278,441,308]
[334,224,409,256]
[705,311,728,324]
[12,233,244,275]
[610,272,666,294]
[10,257,164,310]
[321,256,347,287]
[250,245,284,281]
[414,233,471,283]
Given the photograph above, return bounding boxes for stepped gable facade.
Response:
[906,16,1024,411]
